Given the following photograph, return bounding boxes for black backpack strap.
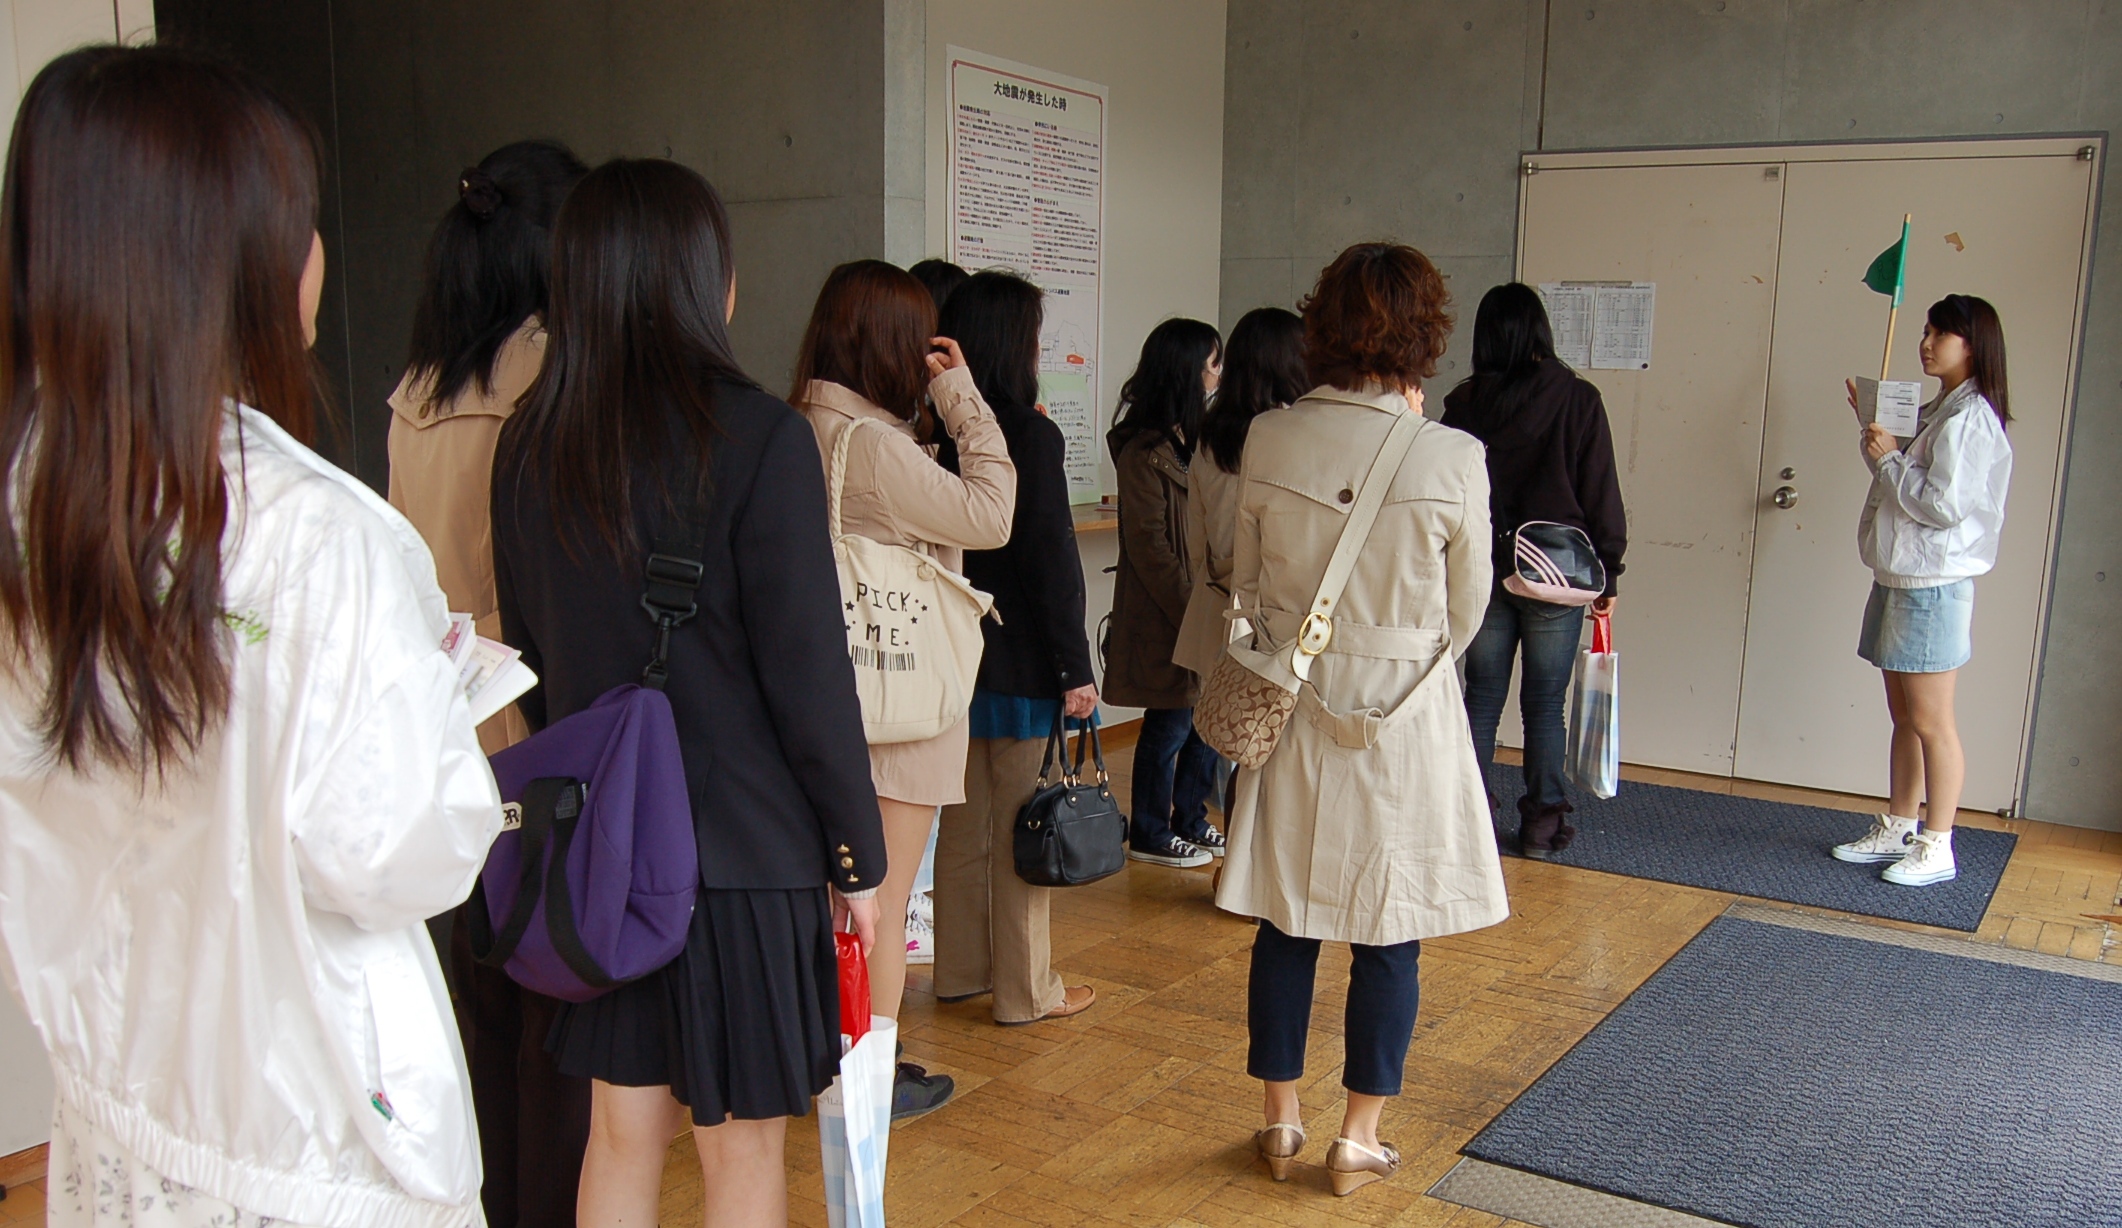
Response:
[640,484,709,691]
[468,776,572,968]
[536,780,619,991]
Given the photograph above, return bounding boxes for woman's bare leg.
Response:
[1882,672,1925,819]
[869,797,937,1020]
[693,1115,788,1228]
[578,1081,687,1228]
[1893,669,1964,833]
[1340,1091,1387,1153]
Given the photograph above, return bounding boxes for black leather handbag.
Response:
[1012,713,1128,887]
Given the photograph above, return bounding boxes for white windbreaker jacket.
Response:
[0,407,503,1228]
[1858,379,2013,588]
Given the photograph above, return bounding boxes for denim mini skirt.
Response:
[1858,579,1974,673]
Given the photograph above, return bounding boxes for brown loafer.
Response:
[1325,1137,1399,1196]
[1255,1121,1305,1182]
[1001,984,1095,1026]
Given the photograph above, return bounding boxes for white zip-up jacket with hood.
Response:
[0,407,503,1228]
[1857,378,2012,588]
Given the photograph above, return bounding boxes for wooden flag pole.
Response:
[1878,212,1911,381]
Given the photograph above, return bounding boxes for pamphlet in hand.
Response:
[1853,377,1923,437]
[444,613,538,727]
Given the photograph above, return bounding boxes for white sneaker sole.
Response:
[1832,845,1909,864]
[1882,863,1956,886]
[1129,848,1213,869]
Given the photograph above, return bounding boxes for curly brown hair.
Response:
[1301,243,1454,392]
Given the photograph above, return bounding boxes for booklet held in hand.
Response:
[444,613,538,727]
[1853,377,1923,436]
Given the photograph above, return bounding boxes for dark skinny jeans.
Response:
[1247,920,1421,1097]
[1462,583,1586,827]
[1128,707,1220,848]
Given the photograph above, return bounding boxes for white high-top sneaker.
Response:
[1882,829,1957,887]
[1832,814,1919,864]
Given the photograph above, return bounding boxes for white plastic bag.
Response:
[1565,611,1620,800]
[819,1016,896,1228]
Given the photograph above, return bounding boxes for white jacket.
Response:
[1857,379,2013,588]
[0,407,503,1228]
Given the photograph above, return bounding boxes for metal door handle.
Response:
[1772,486,1799,510]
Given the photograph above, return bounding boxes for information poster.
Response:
[947,48,1107,502]
[1538,281,1656,370]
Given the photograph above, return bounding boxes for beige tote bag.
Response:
[829,417,996,744]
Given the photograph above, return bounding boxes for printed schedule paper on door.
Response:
[1537,281,1655,370]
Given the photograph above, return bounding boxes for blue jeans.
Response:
[1462,585,1586,827]
[1247,921,1420,1097]
[1129,707,1219,848]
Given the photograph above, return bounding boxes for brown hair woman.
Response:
[1215,243,1506,1197]
[0,45,502,1228]
[790,258,1016,1120]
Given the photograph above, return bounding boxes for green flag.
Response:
[1862,219,1911,306]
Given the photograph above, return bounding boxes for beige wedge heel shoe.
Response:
[1254,1122,1305,1182]
[1324,1137,1399,1196]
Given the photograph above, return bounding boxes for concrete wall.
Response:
[158,0,910,486]
[1219,0,2120,828]
[923,0,1228,498]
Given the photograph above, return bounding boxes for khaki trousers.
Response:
[936,736,1064,1023]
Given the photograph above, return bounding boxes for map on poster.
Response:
[947,48,1107,503]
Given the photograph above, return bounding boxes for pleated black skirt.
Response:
[549,886,840,1124]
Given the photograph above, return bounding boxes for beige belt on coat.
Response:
[1253,608,1452,750]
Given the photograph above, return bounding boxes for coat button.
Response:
[1338,488,1354,504]
[841,856,856,868]
[837,844,850,854]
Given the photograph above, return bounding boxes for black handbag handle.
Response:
[1036,708,1067,788]
[1071,719,1108,785]
[469,775,570,968]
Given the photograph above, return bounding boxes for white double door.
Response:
[1511,139,2099,812]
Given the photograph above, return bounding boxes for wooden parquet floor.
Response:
[657,738,2122,1227]
[6,748,2115,1225]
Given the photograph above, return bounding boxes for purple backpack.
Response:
[468,532,707,1002]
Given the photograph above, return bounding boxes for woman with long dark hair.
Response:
[0,46,502,1228]
[1442,283,1626,858]
[1105,317,1224,867]
[388,139,588,1228]
[1831,294,2013,887]
[791,259,1015,1118]
[933,271,1100,1026]
[1174,306,1308,679]
[491,160,885,1227]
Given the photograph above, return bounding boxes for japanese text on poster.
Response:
[1537,281,1656,370]
[947,49,1107,503]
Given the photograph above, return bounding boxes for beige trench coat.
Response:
[1213,384,1507,947]
[1172,454,1244,676]
[796,366,1016,806]
[386,320,543,755]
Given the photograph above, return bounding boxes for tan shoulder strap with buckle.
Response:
[1289,405,1426,680]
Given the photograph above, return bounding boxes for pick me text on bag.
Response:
[830,417,995,744]
[1565,609,1620,799]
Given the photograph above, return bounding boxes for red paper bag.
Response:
[835,930,870,1043]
